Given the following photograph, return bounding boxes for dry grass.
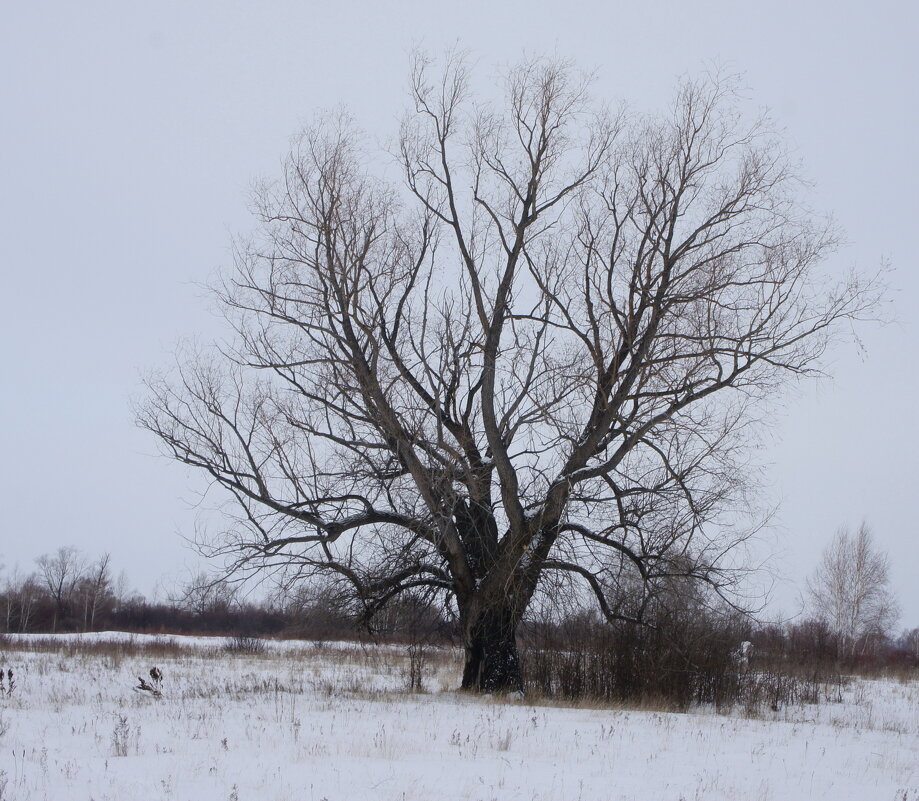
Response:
[1,633,916,800]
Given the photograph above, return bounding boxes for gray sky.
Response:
[1,1,916,626]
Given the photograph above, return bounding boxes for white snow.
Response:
[0,633,917,800]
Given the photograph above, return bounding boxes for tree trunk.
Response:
[461,605,523,693]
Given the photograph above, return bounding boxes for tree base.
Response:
[461,622,522,693]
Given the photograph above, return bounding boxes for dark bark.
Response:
[461,604,523,693]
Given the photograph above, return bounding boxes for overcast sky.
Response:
[1,1,916,625]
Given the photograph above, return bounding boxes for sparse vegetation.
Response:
[0,669,14,699]
[0,633,914,799]
[111,714,131,757]
[224,635,266,655]
[135,666,164,698]
[405,640,429,692]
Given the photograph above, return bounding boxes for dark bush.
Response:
[224,635,266,655]
[519,606,847,712]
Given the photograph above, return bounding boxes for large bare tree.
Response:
[140,54,876,691]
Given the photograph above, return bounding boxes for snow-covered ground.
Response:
[1,633,917,800]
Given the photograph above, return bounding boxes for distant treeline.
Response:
[0,546,449,641]
[2,547,918,679]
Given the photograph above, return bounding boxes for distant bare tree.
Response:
[78,553,113,631]
[806,523,899,657]
[140,53,878,691]
[36,547,86,631]
[900,628,919,662]
[179,572,240,617]
[1,568,40,633]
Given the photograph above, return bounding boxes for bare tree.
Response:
[36,546,86,632]
[806,523,899,657]
[140,53,877,691]
[178,572,240,617]
[900,628,919,662]
[1,567,41,633]
[78,553,113,631]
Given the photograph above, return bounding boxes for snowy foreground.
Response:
[1,634,917,800]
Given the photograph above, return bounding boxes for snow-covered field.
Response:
[1,633,917,801]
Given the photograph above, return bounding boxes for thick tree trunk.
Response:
[460,605,523,693]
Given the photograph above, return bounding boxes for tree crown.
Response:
[140,54,878,633]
